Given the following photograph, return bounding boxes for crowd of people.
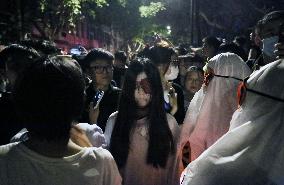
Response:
[0,10,284,185]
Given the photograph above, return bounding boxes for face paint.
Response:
[136,78,151,94]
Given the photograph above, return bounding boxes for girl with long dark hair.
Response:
[104,58,181,185]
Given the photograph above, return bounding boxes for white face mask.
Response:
[262,36,279,57]
[165,65,179,81]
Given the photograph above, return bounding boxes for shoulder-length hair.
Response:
[109,58,175,168]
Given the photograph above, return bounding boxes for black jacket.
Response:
[80,84,121,132]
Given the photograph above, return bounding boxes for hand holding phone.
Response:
[167,87,178,115]
[92,90,104,109]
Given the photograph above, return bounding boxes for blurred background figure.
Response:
[252,11,284,70]
[176,54,204,88]
[144,44,185,124]
[201,36,221,62]
[183,66,204,111]
[113,50,128,88]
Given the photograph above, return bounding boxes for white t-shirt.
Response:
[0,142,122,185]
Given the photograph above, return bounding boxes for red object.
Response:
[137,78,152,94]
[237,81,247,108]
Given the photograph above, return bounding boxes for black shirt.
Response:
[80,84,121,132]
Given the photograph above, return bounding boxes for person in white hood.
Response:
[180,52,251,161]
[181,59,284,185]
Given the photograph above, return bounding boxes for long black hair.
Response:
[109,58,175,168]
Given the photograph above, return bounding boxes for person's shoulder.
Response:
[106,111,118,125]
[106,111,118,126]
[86,147,122,184]
[87,147,114,161]
[108,111,118,120]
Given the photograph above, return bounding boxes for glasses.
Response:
[212,74,284,107]
[90,65,113,74]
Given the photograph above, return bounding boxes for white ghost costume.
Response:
[180,53,251,161]
[181,59,284,185]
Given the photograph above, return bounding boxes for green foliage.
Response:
[34,0,169,44]
[31,0,109,39]
[139,2,166,18]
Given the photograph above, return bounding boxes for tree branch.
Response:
[199,11,226,30]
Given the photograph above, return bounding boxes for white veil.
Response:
[181,59,284,185]
[180,53,252,160]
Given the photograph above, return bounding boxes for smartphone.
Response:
[92,90,104,109]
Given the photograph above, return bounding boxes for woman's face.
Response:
[135,72,152,108]
[185,71,203,94]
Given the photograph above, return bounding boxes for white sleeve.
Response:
[104,112,117,148]
[77,123,106,148]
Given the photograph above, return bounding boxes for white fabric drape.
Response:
[180,53,251,161]
[181,59,284,185]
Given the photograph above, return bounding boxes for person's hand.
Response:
[70,124,92,147]
[168,91,178,115]
[166,82,178,115]
[275,42,284,59]
[89,102,100,125]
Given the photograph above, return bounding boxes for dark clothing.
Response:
[246,53,264,71]
[80,84,121,132]
[246,59,255,70]
[113,67,126,88]
[165,83,185,125]
[173,75,183,88]
[0,92,23,145]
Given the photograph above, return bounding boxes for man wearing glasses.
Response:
[81,48,121,132]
